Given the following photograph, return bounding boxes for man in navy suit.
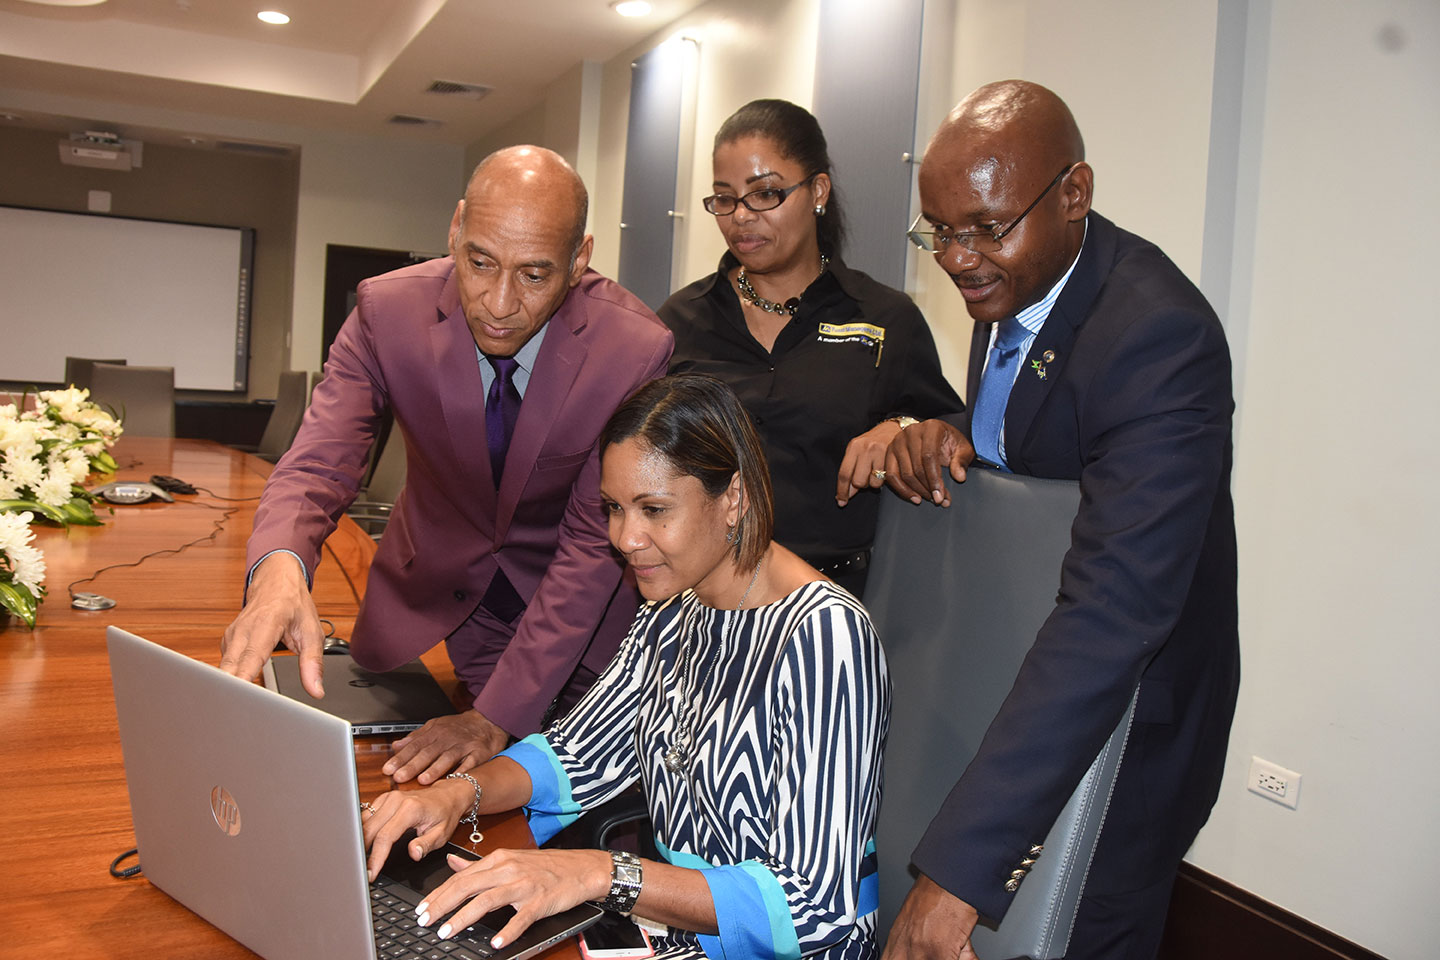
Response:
[881,81,1239,960]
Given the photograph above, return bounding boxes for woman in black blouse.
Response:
[659,98,963,596]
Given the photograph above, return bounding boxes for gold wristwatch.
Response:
[889,416,919,429]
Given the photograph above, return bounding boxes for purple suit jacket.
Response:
[247,259,674,735]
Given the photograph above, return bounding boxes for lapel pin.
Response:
[1030,349,1056,380]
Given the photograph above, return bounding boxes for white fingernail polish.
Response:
[492,937,505,949]
[438,924,452,939]
[417,912,429,926]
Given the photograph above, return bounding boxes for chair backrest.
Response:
[64,356,127,392]
[864,468,1135,960]
[89,363,175,438]
[363,427,407,505]
[256,370,310,463]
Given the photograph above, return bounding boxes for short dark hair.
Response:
[713,98,846,257]
[600,374,774,570]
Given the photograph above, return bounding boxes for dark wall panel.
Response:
[618,41,686,310]
[812,0,925,288]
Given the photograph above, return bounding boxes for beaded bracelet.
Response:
[445,772,484,845]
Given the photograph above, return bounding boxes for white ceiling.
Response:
[0,0,703,149]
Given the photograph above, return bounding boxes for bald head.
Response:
[917,81,1093,323]
[459,146,589,262]
[929,80,1084,171]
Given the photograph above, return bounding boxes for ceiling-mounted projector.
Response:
[58,130,143,171]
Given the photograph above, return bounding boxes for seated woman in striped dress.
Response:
[362,373,890,960]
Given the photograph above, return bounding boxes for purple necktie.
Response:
[485,355,521,485]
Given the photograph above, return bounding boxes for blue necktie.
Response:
[485,355,521,485]
[970,318,1028,471]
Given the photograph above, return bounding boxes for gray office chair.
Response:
[64,356,126,392]
[256,370,310,463]
[865,468,1136,960]
[88,363,175,438]
[347,427,406,540]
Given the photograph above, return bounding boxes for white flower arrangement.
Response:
[0,510,46,627]
[0,388,123,627]
[0,388,122,526]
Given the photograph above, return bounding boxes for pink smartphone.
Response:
[577,912,654,960]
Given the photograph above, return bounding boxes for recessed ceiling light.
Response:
[611,1,652,16]
[257,10,290,25]
[15,0,108,7]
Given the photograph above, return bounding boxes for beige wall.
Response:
[287,132,463,371]
[1186,3,1440,956]
[0,125,298,401]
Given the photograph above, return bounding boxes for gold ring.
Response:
[360,801,375,816]
[873,469,887,482]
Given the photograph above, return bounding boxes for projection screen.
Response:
[0,205,253,392]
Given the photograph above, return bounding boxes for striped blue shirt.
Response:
[983,220,1087,466]
[501,580,890,960]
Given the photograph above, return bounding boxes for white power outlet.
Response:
[1247,756,1301,809]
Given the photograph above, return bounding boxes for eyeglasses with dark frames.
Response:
[703,173,819,216]
[906,163,1077,254]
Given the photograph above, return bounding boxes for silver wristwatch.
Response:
[596,850,643,914]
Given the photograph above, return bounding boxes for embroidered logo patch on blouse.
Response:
[817,322,886,365]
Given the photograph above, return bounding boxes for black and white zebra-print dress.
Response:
[503,579,890,960]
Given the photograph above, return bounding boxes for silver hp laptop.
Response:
[107,626,602,960]
[262,650,457,736]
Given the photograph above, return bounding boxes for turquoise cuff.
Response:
[655,842,800,960]
[502,734,580,845]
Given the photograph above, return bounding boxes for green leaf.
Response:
[59,498,104,526]
[93,451,118,474]
[0,581,39,628]
[0,499,68,525]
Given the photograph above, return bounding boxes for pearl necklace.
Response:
[662,560,763,774]
[736,255,829,316]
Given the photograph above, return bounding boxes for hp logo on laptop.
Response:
[210,786,242,836]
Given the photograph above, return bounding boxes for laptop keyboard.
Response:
[371,884,498,959]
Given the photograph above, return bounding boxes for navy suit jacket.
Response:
[912,213,1240,923]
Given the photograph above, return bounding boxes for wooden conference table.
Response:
[0,438,567,959]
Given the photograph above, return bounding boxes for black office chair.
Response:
[347,426,406,540]
[88,362,175,437]
[64,356,127,392]
[256,370,310,463]
[865,468,1136,959]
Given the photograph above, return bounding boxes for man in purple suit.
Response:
[221,146,673,783]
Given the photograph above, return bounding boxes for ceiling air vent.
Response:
[424,79,492,100]
[388,114,444,126]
